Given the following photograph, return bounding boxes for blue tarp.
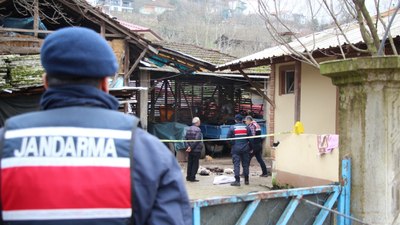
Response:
[1,17,47,38]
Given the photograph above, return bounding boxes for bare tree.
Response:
[12,0,75,25]
[112,0,273,57]
[258,0,399,68]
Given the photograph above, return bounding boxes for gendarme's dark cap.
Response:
[235,114,243,121]
[41,27,118,78]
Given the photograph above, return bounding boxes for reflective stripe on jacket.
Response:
[227,123,251,153]
[0,106,192,225]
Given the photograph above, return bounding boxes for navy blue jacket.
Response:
[0,106,192,225]
[227,123,252,153]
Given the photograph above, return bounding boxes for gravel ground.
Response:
[180,157,274,200]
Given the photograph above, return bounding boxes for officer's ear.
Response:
[43,73,49,89]
[100,77,109,93]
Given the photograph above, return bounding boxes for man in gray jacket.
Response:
[185,117,203,182]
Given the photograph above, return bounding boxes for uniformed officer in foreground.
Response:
[227,114,252,186]
[0,27,192,225]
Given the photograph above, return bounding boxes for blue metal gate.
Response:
[191,158,354,225]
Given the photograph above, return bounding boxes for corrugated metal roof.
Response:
[218,9,400,68]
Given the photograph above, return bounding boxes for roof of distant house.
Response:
[155,41,237,65]
[116,20,150,31]
[144,0,175,9]
[116,19,163,41]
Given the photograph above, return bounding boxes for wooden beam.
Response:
[150,79,155,122]
[0,46,40,54]
[0,28,53,34]
[139,70,150,130]
[33,0,39,38]
[164,80,168,121]
[238,69,275,108]
[124,48,147,85]
[294,61,302,122]
[100,21,106,37]
[267,63,276,149]
[104,33,125,38]
[123,40,130,75]
[0,37,43,43]
[180,85,193,118]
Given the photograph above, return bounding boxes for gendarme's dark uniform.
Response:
[0,27,192,225]
[248,121,268,176]
[227,115,252,185]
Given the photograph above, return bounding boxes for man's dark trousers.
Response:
[250,143,268,175]
[232,149,250,178]
[187,152,201,181]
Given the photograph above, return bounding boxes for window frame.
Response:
[279,65,296,95]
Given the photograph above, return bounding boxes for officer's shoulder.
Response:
[134,129,172,156]
[5,110,44,127]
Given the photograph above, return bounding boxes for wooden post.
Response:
[174,80,182,122]
[124,40,130,74]
[139,70,150,130]
[191,85,194,111]
[294,61,302,122]
[150,79,155,122]
[164,80,168,121]
[100,21,106,37]
[33,0,39,38]
[124,48,147,86]
[238,69,275,108]
[200,84,204,108]
[263,78,269,157]
[267,64,276,155]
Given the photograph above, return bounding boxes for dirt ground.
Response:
[179,157,274,200]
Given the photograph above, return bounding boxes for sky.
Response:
[247,0,396,23]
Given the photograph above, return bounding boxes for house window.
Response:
[279,65,295,95]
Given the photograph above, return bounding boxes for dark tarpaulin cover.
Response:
[0,94,41,127]
[148,122,188,151]
[1,17,48,38]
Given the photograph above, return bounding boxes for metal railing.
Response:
[191,158,363,225]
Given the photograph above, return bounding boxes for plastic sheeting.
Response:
[148,122,189,151]
[0,94,41,127]
[1,17,48,38]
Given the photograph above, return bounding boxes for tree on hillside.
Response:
[110,0,282,57]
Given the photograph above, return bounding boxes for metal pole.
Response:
[343,157,352,225]
[301,198,368,225]
[164,80,168,121]
[193,206,201,225]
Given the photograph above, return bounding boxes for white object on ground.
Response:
[197,166,206,174]
[224,168,234,174]
[213,175,236,185]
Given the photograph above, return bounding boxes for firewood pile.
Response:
[0,54,43,90]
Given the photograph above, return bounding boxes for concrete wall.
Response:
[273,62,337,135]
[274,63,296,133]
[275,134,339,187]
[300,63,337,134]
[320,56,400,224]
